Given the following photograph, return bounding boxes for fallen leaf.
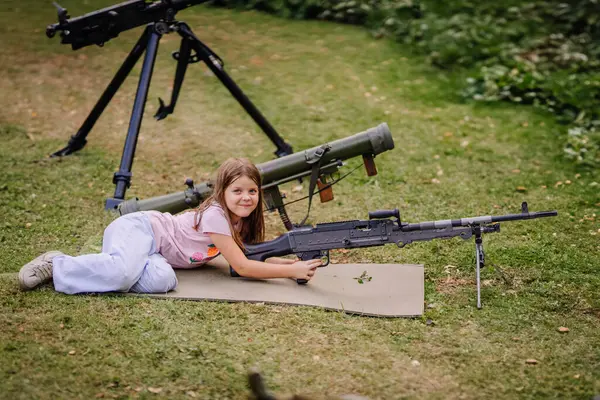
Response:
[95,393,104,398]
[558,327,570,333]
[516,186,527,192]
[148,387,163,394]
[411,360,420,367]
[312,355,320,361]
[68,350,76,355]
[292,185,303,193]
[431,178,441,184]
[25,223,32,228]
[512,169,521,173]
[525,359,538,365]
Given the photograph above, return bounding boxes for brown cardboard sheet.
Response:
[134,261,424,317]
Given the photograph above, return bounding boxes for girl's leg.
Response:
[130,253,178,293]
[52,213,155,294]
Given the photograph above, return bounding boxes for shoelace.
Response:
[31,262,52,280]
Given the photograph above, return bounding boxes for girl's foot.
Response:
[18,251,64,290]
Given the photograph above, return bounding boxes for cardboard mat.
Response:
[135,262,424,317]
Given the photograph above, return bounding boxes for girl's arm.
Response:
[208,233,319,280]
[265,257,296,265]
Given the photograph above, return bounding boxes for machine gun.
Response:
[118,123,395,230]
[239,202,558,308]
[46,0,210,50]
[46,0,293,209]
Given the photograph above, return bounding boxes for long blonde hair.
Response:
[194,158,265,249]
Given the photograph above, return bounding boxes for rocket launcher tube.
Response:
[118,123,395,215]
[256,123,393,183]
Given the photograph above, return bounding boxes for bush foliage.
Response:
[212,0,600,167]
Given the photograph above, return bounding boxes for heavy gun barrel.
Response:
[118,123,394,215]
[47,0,210,50]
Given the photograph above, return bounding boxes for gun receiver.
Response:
[118,123,395,228]
[239,202,558,308]
[47,0,210,50]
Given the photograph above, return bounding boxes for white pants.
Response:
[52,212,178,294]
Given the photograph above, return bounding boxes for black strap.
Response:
[297,145,330,227]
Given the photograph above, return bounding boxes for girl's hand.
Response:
[290,259,321,281]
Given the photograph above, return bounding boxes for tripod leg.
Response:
[51,29,150,157]
[154,36,192,121]
[475,237,483,309]
[177,24,293,158]
[105,25,162,211]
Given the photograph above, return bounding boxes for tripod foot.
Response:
[50,136,87,157]
[154,97,174,121]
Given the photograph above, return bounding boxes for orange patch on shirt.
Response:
[207,244,220,258]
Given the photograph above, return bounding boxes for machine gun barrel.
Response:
[118,123,394,215]
[47,0,210,50]
[400,202,558,232]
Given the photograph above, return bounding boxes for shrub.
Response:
[210,0,600,167]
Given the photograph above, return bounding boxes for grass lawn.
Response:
[1,1,599,399]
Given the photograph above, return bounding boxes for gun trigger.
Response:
[321,250,330,266]
[521,202,529,214]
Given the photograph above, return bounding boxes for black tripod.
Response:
[52,19,293,210]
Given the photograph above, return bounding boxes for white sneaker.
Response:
[18,251,64,290]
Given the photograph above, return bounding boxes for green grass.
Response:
[1,1,599,399]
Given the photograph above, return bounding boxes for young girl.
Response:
[18,158,321,294]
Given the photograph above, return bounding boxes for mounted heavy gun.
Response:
[46,0,294,209]
[239,202,558,308]
[118,123,395,229]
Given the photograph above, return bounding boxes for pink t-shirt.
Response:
[145,205,232,269]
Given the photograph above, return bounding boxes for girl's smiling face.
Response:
[224,175,259,223]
